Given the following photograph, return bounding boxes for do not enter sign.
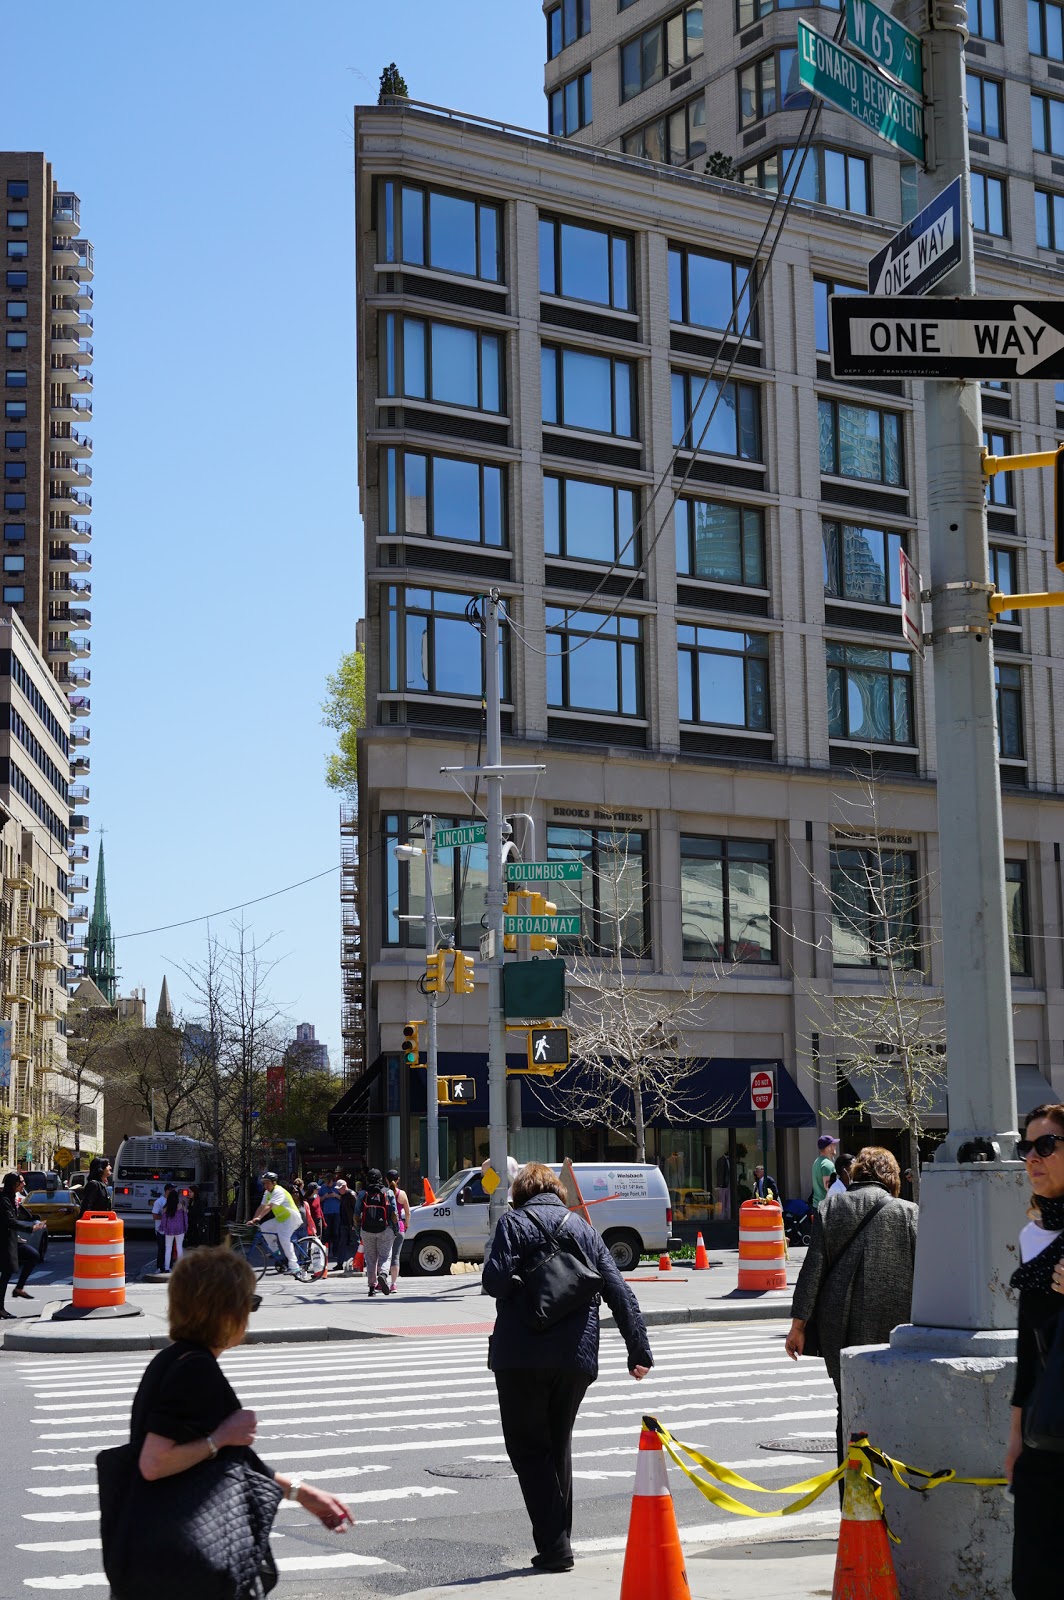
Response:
[750,1069,775,1113]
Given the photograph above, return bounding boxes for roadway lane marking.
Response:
[573,1506,840,1554]
[17,1541,101,1554]
[23,1578,109,1590]
[274,1554,400,1571]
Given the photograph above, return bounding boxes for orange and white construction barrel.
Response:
[736,1197,787,1290]
[72,1210,126,1309]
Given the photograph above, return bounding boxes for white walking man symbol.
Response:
[533,1034,549,1062]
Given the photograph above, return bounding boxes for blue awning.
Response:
[410,1054,816,1130]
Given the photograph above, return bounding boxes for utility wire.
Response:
[114,866,340,940]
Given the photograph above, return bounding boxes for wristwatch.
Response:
[205,1434,219,1460]
[286,1475,304,1502]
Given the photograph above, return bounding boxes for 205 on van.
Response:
[400,1162,681,1277]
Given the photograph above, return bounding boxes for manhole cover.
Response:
[760,1435,834,1454]
[425,1462,511,1480]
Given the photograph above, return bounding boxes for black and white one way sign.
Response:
[868,179,961,297]
[830,297,1064,380]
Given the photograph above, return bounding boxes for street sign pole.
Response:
[839,7,1026,1592]
[484,593,509,1242]
[421,813,440,1193]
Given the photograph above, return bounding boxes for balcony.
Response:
[68,576,91,597]
[70,723,90,746]
[77,342,93,365]
[68,635,91,658]
[68,843,90,866]
[49,427,92,456]
[50,297,80,326]
[60,665,90,689]
[50,394,92,423]
[50,329,81,358]
[64,518,92,544]
[48,488,92,516]
[68,904,88,924]
[66,934,87,953]
[68,815,90,835]
[73,282,92,309]
[67,693,90,716]
[52,237,79,267]
[75,241,93,278]
[50,358,92,393]
[47,638,76,663]
[49,460,92,487]
[52,193,80,232]
[66,872,89,893]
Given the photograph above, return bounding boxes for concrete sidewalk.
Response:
[0,1247,803,1352]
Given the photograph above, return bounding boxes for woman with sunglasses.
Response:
[1006,1102,1064,1597]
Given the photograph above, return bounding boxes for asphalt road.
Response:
[2,1234,161,1317]
[0,1320,838,1596]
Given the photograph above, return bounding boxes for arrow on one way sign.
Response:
[868,179,961,297]
[830,297,1064,379]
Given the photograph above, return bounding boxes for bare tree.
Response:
[793,771,945,1202]
[62,991,131,1162]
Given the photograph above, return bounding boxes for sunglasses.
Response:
[250,1295,262,1313]
[1016,1134,1064,1160]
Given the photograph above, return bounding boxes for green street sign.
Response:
[798,20,925,164]
[434,823,487,850]
[506,861,584,884]
[845,0,923,98]
[504,914,581,937]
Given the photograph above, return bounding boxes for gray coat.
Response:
[791,1180,918,1384]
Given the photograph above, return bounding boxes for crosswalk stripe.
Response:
[16,1542,101,1555]
[573,1506,840,1554]
[274,1553,399,1571]
[23,1576,109,1590]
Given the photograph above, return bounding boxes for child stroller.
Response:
[782,1197,812,1247]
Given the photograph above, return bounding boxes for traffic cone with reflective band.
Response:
[831,1435,899,1600]
[352,1241,365,1274]
[658,1251,672,1271]
[422,1177,436,1204]
[694,1231,709,1270]
[619,1422,691,1600]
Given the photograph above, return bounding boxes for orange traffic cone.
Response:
[619,1422,691,1600]
[658,1251,672,1271]
[422,1177,436,1204]
[832,1435,899,1600]
[694,1231,710,1270]
[352,1241,365,1274]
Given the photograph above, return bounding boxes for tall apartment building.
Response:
[353,2,1064,1225]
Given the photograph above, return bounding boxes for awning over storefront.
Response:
[844,1061,1055,1128]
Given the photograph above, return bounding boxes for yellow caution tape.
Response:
[864,1444,1006,1493]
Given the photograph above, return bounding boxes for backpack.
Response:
[360,1186,393,1234]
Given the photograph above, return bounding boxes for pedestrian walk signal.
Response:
[452,950,475,994]
[402,1022,421,1068]
[526,1026,570,1072]
[438,1076,476,1103]
[425,948,446,993]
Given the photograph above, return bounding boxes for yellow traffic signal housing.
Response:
[402,1022,420,1068]
[452,950,475,994]
[504,891,520,952]
[530,895,558,953]
[425,947,446,993]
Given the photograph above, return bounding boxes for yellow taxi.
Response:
[23,1189,80,1238]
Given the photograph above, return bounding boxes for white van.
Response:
[400,1162,681,1277]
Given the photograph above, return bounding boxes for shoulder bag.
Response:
[515,1209,604,1332]
[802,1195,892,1360]
[1022,1310,1064,1452]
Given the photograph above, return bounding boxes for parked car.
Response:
[23,1189,81,1238]
[401,1161,681,1276]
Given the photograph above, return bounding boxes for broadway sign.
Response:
[829,297,1064,380]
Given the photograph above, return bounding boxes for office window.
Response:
[549,69,593,135]
[5,301,26,319]
[6,181,28,200]
[382,447,505,546]
[739,47,811,125]
[383,586,509,700]
[983,429,1012,504]
[4,431,25,448]
[381,313,502,413]
[2,554,23,573]
[1033,93,1064,153]
[1005,860,1031,976]
[621,93,706,166]
[1035,187,1064,249]
[823,522,905,607]
[546,607,643,716]
[675,497,764,586]
[672,372,760,458]
[819,398,903,486]
[968,75,1003,138]
[539,217,632,310]
[1030,1,1064,57]
[668,245,757,338]
[3,462,25,480]
[969,0,1000,40]
[382,812,488,950]
[6,242,28,259]
[3,525,24,543]
[541,345,636,437]
[4,401,25,419]
[3,492,25,511]
[677,624,770,729]
[5,370,26,388]
[996,663,1024,759]
[738,0,839,18]
[545,474,639,565]
[971,171,1006,235]
[3,585,24,603]
[989,545,1018,624]
[380,181,500,283]
[5,331,27,349]
[680,836,775,963]
[621,3,704,101]
[813,278,862,353]
[827,642,914,745]
[546,825,649,957]
[6,211,28,229]
[547,0,591,58]
[742,146,870,215]
[830,847,918,968]
[5,272,27,290]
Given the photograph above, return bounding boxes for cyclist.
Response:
[249,1171,303,1276]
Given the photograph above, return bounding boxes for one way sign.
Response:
[830,297,1064,380]
[868,178,961,298]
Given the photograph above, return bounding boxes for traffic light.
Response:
[402,1022,420,1068]
[504,891,520,952]
[530,894,558,953]
[452,950,475,994]
[425,947,446,993]
[1055,444,1064,571]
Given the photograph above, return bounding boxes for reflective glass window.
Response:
[680,837,774,963]
[542,345,637,437]
[546,607,643,716]
[672,372,761,458]
[968,74,1003,139]
[822,522,904,607]
[971,170,1006,236]
[996,663,1024,759]
[540,217,632,310]
[675,498,764,586]
[818,398,903,486]
[545,826,649,957]
[544,473,638,565]
[826,642,913,745]
[382,447,506,546]
[381,182,501,282]
[677,625,769,729]
[830,847,919,967]
[1005,860,1030,975]
[669,245,756,338]
[384,586,509,701]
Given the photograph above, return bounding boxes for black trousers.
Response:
[1012,1447,1064,1596]
[495,1367,591,1561]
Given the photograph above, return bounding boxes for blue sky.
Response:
[2,2,545,1064]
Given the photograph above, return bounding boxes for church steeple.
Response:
[86,836,117,1003]
[156,975,174,1029]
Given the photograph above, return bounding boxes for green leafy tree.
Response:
[379,63,409,103]
[321,647,365,800]
[705,151,736,181]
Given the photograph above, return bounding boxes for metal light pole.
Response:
[484,596,509,1238]
[394,817,448,1191]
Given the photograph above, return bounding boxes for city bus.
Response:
[112,1133,220,1231]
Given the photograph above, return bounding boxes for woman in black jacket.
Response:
[1005,1102,1064,1597]
[1,1172,40,1318]
[482,1162,653,1573]
[78,1156,112,1215]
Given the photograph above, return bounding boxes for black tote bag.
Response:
[515,1210,604,1332]
[97,1441,282,1600]
[1023,1311,1064,1453]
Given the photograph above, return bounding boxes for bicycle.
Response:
[228,1223,328,1283]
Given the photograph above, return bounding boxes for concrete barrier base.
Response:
[51,1299,144,1321]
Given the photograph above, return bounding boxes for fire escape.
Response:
[328,804,374,1161]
